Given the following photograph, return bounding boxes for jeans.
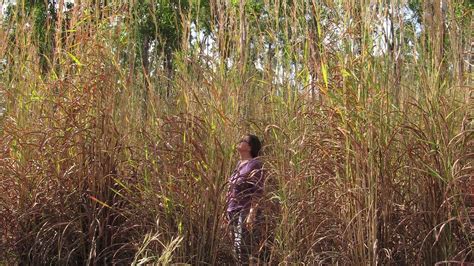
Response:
[228,209,262,265]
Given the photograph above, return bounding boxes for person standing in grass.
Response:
[226,134,265,264]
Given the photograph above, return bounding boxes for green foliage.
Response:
[32,2,56,72]
[132,0,188,54]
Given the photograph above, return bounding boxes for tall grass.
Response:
[0,0,472,264]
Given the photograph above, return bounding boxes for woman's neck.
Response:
[239,154,253,162]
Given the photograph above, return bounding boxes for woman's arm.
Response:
[244,161,264,226]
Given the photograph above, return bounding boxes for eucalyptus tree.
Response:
[1,1,57,75]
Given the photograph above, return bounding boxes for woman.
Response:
[226,134,264,264]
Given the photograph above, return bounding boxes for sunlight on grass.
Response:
[0,0,472,264]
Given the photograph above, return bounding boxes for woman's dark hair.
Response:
[247,134,262,158]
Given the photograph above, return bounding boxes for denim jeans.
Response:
[228,209,262,265]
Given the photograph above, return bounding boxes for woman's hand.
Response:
[245,206,257,228]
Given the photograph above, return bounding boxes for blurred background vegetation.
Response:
[0,0,472,264]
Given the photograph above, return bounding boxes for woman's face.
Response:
[236,135,251,154]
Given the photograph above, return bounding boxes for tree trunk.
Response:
[309,0,321,103]
[239,0,247,74]
[165,49,173,98]
[142,36,150,121]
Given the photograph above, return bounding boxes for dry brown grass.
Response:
[0,0,472,264]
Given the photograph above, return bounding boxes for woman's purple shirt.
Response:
[226,158,264,214]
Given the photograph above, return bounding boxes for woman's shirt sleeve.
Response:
[235,160,264,201]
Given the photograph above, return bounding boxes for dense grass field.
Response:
[0,0,472,264]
